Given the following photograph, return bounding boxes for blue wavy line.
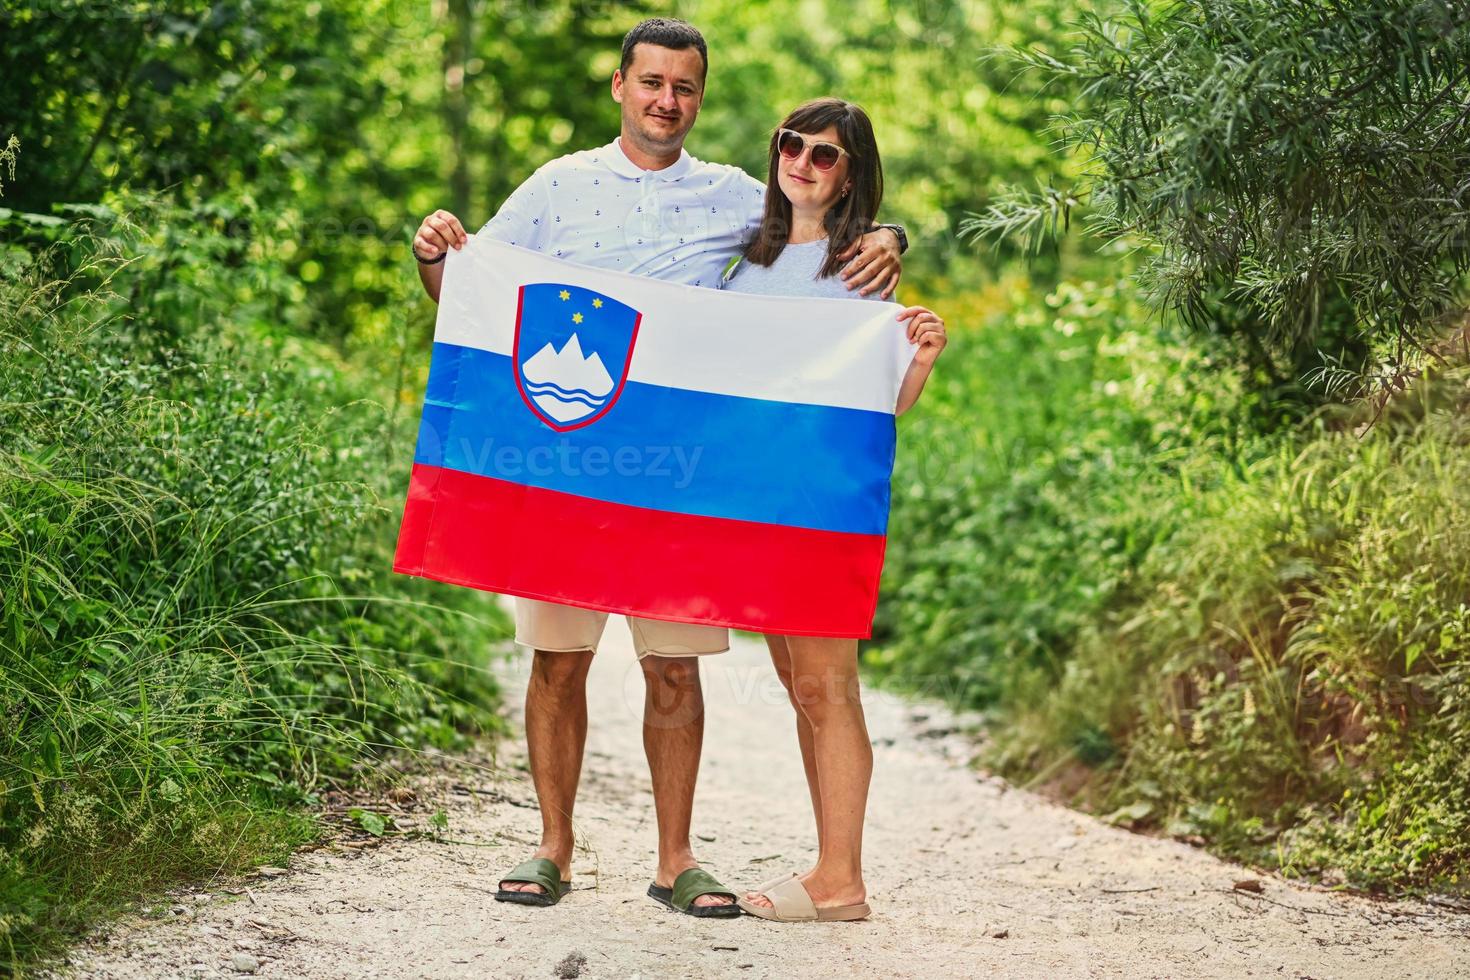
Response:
[523,379,610,403]
[526,388,605,409]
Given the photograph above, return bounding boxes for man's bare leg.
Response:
[498,648,594,895]
[641,654,734,908]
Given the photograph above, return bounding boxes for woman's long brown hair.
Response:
[743,98,884,279]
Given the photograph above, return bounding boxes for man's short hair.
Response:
[619,18,708,82]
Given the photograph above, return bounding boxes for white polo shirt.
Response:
[477,137,767,288]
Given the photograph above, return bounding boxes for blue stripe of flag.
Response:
[413,342,896,536]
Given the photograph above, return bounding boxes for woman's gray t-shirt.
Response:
[721,239,892,302]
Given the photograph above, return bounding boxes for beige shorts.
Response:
[513,597,730,659]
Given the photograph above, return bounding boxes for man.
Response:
[410,18,905,916]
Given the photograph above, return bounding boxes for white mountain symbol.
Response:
[521,333,617,423]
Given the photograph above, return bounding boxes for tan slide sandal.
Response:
[748,870,796,893]
[737,873,871,923]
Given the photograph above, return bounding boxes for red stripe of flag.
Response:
[393,462,887,638]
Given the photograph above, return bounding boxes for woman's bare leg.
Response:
[747,635,870,910]
[764,634,824,845]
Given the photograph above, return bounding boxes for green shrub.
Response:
[971,0,1470,396]
[1088,396,1470,890]
[876,270,1469,892]
[873,271,1256,712]
[0,203,508,970]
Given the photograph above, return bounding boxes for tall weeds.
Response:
[878,274,1470,892]
[0,202,508,970]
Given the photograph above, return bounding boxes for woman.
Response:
[723,98,947,923]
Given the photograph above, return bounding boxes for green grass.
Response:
[874,268,1470,894]
[1065,390,1470,890]
[873,270,1259,708]
[0,203,510,972]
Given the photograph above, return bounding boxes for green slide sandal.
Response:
[647,867,742,918]
[494,857,571,907]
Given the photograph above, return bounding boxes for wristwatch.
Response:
[874,223,908,254]
[412,241,447,265]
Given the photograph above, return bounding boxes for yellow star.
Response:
[559,290,570,301]
[572,312,584,324]
[592,298,603,309]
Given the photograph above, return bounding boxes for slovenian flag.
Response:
[393,237,915,638]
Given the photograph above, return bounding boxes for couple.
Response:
[411,18,946,924]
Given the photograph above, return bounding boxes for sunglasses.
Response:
[776,128,852,172]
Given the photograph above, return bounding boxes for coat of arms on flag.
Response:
[514,283,640,431]
[393,237,917,638]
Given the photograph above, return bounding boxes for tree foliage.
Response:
[968,0,1470,396]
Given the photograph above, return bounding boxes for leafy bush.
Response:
[0,203,508,969]
[873,269,1258,712]
[877,266,1470,892]
[971,0,1470,398]
[1076,389,1470,890]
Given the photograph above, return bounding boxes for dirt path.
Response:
[69,626,1470,979]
